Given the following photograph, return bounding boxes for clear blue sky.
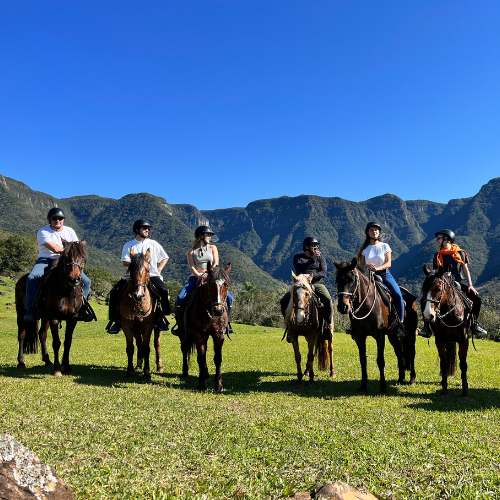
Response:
[1,1,499,210]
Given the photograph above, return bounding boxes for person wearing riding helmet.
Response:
[106,219,170,334]
[419,229,487,339]
[357,221,405,337]
[172,225,234,337]
[280,237,334,340]
[24,207,93,322]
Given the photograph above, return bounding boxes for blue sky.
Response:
[1,1,499,209]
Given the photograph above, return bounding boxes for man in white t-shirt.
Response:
[107,219,170,334]
[24,208,92,322]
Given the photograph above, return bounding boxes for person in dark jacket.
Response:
[280,237,333,340]
[420,229,487,338]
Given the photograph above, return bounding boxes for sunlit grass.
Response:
[1,277,500,499]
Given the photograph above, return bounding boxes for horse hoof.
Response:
[330,371,336,378]
[180,374,188,380]
[216,385,225,392]
[410,378,417,386]
[295,379,303,386]
[304,370,309,377]
[17,363,26,370]
[307,379,315,385]
[135,366,142,371]
[54,371,62,377]
[461,393,470,398]
[45,361,53,368]
[440,391,449,397]
[125,372,134,379]
[63,369,73,376]
[143,374,151,381]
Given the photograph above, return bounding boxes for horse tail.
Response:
[182,333,196,364]
[315,335,329,371]
[441,341,457,377]
[15,275,39,355]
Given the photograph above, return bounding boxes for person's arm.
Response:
[123,261,130,268]
[157,258,168,274]
[313,255,327,280]
[462,263,477,294]
[42,242,64,253]
[365,252,391,272]
[211,245,219,266]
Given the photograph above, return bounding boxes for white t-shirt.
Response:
[121,239,169,278]
[37,225,79,259]
[362,243,391,268]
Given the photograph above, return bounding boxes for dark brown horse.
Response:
[284,272,335,384]
[29,240,88,376]
[180,263,231,391]
[334,258,417,394]
[422,265,470,397]
[15,275,52,369]
[120,248,163,380]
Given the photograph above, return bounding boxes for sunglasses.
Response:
[51,217,65,221]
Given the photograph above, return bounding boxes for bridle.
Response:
[292,281,314,322]
[202,274,229,320]
[337,268,377,320]
[424,275,465,327]
[128,261,152,317]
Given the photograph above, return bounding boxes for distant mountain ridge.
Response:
[1,173,500,295]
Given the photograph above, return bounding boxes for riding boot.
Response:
[226,301,235,334]
[419,322,432,338]
[107,319,122,334]
[24,308,37,322]
[155,314,170,332]
[171,304,184,337]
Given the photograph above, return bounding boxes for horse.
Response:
[284,272,335,384]
[120,248,163,380]
[15,275,52,369]
[28,240,89,376]
[180,263,231,391]
[334,258,417,394]
[422,265,470,397]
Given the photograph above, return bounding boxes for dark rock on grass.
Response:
[291,481,378,500]
[0,434,74,499]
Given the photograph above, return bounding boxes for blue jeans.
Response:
[377,270,404,321]
[25,258,91,310]
[177,275,233,312]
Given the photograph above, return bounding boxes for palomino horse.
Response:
[120,248,163,380]
[29,240,89,376]
[334,258,417,394]
[180,263,231,391]
[284,272,334,384]
[422,265,470,397]
[15,275,52,369]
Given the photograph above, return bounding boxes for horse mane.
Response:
[284,274,312,324]
[334,260,369,279]
[56,241,87,267]
[207,265,231,287]
[421,269,439,295]
[129,251,148,275]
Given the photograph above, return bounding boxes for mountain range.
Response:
[1,173,500,296]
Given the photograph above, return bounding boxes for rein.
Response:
[291,282,315,324]
[338,269,377,320]
[424,276,466,328]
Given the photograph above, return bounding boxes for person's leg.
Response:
[107,279,128,333]
[313,284,333,339]
[173,276,198,336]
[24,259,50,321]
[81,272,91,299]
[280,291,291,318]
[461,283,487,337]
[226,291,235,333]
[150,276,170,331]
[381,272,405,337]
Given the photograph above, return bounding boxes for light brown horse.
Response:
[30,240,88,376]
[120,248,163,380]
[15,275,52,369]
[180,263,231,391]
[422,265,470,397]
[284,272,334,384]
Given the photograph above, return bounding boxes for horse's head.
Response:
[205,262,231,317]
[421,264,446,323]
[333,257,358,314]
[129,248,151,303]
[57,240,87,287]
[290,271,313,324]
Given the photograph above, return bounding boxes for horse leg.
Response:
[389,334,405,385]
[124,332,135,378]
[290,336,303,384]
[153,327,163,372]
[196,342,209,391]
[436,339,449,396]
[355,335,368,393]
[17,328,26,369]
[306,336,316,384]
[142,331,152,381]
[60,320,77,375]
[458,340,470,398]
[180,339,190,380]
[328,339,336,378]
[213,336,225,392]
[376,334,387,395]
[40,320,52,367]
[134,333,144,371]
[50,320,63,377]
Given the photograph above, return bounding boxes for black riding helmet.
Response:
[365,221,382,235]
[435,229,455,243]
[47,207,66,220]
[302,237,319,251]
[195,225,215,238]
[133,219,152,234]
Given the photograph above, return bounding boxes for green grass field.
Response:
[1,277,500,499]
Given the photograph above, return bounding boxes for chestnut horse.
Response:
[284,272,334,384]
[180,263,231,391]
[27,240,89,376]
[334,258,417,394]
[422,265,470,397]
[15,275,52,369]
[120,248,163,380]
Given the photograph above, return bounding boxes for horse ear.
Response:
[144,248,151,261]
[291,271,298,282]
[307,273,313,283]
[332,260,340,269]
[347,257,357,271]
[130,248,135,258]
[61,238,68,247]
[423,265,431,276]
[224,262,231,273]
[437,265,445,277]
[80,240,86,248]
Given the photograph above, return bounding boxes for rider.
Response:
[23,207,93,322]
[280,237,333,340]
[172,225,234,336]
[106,219,170,334]
[357,221,405,337]
[419,229,488,339]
